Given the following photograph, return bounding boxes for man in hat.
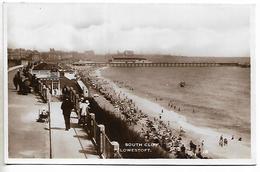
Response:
[61,97,74,130]
[78,98,90,126]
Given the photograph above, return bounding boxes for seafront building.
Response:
[109,50,152,63]
[30,62,88,97]
[8,48,41,66]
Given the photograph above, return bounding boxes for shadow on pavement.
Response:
[73,135,89,140]
[79,149,98,155]
[51,127,65,130]
[44,127,65,130]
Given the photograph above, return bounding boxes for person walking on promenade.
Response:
[61,97,74,131]
[62,86,70,100]
[78,98,90,127]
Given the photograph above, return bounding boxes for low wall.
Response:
[8,65,24,72]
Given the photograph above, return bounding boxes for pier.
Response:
[73,62,249,68]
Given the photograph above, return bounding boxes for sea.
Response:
[100,66,251,144]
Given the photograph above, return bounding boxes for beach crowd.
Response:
[74,66,209,159]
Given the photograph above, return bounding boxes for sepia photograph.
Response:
[4,2,255,164]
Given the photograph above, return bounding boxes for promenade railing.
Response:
[88,113,122,159]
[34,74,122,159]
[63,87,122,159]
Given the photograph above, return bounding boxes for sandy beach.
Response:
[93,67,251,159]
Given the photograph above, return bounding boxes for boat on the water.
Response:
[179,81,186,87]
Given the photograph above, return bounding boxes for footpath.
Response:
[8,68,99,159]
[49,102,99,158]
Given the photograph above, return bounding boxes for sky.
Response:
[6,3,253,56]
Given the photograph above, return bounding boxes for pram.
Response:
[36,108,49,123]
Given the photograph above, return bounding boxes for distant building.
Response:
[32,62,60,79]
[8,48,40,60]
[31,62,85,96]
[32,50,41,61]
[109,50,152,63]
[48,48,62,61]
[8,48,29,60]
[8,48,41,67]
[31,62,61,95]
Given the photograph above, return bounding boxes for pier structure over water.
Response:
[72,62,250,68]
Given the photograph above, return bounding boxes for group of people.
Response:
[75,66,208,159]
[60,86,90,131]
[219,135,228,147]
[167,100,182,112]
[114,80,134,91]
[13,67,34,95]
[219,135,242,147]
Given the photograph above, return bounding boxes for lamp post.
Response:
[47,88,52,159]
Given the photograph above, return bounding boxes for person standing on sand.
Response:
[61,98,74,131]
[158,109,164,120]
[196,145,203,159]
[201,140,205,150]
[224,138,228,146]
[190,140,195,152]
[219,135,224,147]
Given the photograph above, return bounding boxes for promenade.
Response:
[8,68,99,159]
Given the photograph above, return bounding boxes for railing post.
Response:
[38,80,41,93]
[46,87,51,102]
[42,85,46,101]
[111,141,120,158]
[41,84,44,97]
[75,94,79,115]
[97,125,105,156]
[89,113,95,139]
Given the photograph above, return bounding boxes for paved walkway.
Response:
[8,68,99,159]
[49,102,99,158]
[8,69,50,158]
